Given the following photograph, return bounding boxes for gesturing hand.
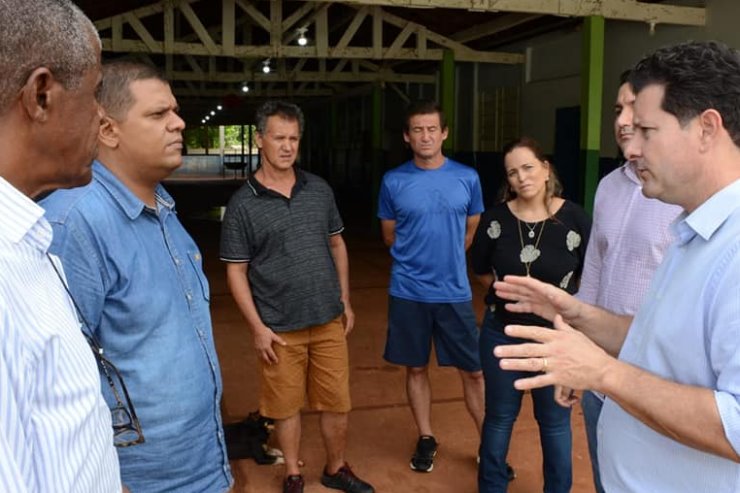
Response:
[494,275,583,324]
[493,315,614,393]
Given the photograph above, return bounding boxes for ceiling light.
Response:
[297,27,308,46]
[262,59,271,74]
[216,105,223,111]
[241,82,250,93]
[205,115,210,121]
[201,119,206,124]
[210,110,215,116]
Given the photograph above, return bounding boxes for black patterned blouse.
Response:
[470,200,592,327]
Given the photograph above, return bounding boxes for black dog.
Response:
[224,411,282,465]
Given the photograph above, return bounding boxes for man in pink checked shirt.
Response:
[575,70,681,493]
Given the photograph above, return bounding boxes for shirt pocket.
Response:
[188,250,211,301]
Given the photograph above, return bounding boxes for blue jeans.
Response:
[581,391,605,493]
[478,311,572,493]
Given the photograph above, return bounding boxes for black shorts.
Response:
[383,296,481,372]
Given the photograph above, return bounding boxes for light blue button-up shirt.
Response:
[42,162,232,493]
[598,179,740,492]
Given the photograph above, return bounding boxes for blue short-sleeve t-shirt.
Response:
[378,158,484,302]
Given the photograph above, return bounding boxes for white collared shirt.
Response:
[0,176,120,493]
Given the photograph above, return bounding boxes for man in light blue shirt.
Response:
[576,71,680,493]
[42,61,232,493]
[492,41,740,492]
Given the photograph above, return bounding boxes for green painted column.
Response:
[580,16,604,213]
[370,83,383,230]
[440,49,455,153]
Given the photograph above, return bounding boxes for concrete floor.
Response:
[189,217,596,493]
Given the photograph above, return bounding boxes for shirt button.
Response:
[175,259,181,265]
[187,294,192,301]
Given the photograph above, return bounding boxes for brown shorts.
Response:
[259,317,351,419]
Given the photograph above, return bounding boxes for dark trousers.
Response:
[582,390,606,493]
[478,311,573,493]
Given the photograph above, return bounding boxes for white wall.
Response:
[599,21,705,155]
[471,0,738,156]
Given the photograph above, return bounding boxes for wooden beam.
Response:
[222,0,236,56]
[171,69,435,83]
[235,0,270,31]
[270,0,282,52]
[163,0,175,54]
[100,38,523,63]
[282,2,316,32]
[451,13,540,43]
[174,87,334,97]
[315,4,329,57]
[124,12,160,52]
[385,22,415,59]
[299,0,705,26]
[372,6,382,59]
[179,1,219,54]
[335,6,369,51]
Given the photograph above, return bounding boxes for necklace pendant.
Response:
[528,230,535,239]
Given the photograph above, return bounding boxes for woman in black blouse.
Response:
[471,137,591,493]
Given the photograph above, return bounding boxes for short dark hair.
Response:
[618,69,631,86]
[403,100,447,133]
[98,60,168,120]
[629,41,740,146]
[255,101,304,135]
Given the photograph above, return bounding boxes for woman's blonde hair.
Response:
[499,136,563,215]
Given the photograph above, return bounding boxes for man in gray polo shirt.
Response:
[220,101,373,493]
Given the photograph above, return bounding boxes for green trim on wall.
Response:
[580,15,604,212]
[581,149,601,215]
[441,49,455,153]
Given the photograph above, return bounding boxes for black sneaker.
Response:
[320,463,374,493]
[410,435,438,472]
[283,475,304,493]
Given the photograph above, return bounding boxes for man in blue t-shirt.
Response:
[378,100,485,474]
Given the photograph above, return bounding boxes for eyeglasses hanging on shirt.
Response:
[47,253,145,448]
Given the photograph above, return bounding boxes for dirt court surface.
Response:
[191,219,596,493]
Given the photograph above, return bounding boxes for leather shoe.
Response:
[320,463,374,493]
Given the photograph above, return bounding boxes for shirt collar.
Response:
[93,161,175,219]
[620,161,643,186]
[246,168,307,197]
[672,178,740,245]
[0,176,52,251]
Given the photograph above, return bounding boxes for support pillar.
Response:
[580,16,604,213]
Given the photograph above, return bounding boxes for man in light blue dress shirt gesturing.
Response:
[42,61,232,493]
[576,71,681,493]
[493,41,740,492]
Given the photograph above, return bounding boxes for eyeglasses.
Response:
[83,331,145,447]
[47,254,145,447]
